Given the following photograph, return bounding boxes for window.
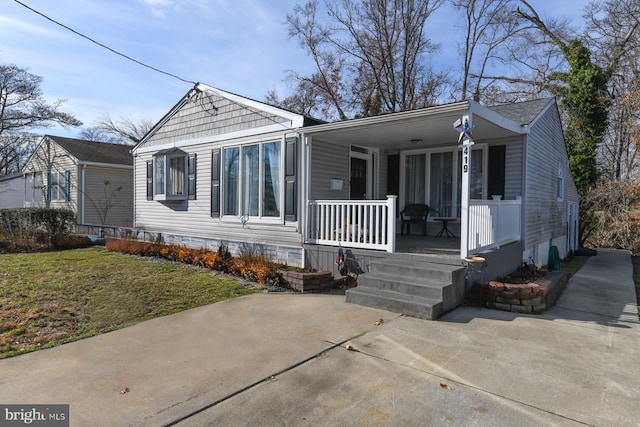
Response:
[222,140,282,218]
[150,148,196,201]
[557,165,564,201]
[47,170,70,202]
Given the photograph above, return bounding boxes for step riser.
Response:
[346,289,442,320]
[357,276,447,299]
[368,263,454,282]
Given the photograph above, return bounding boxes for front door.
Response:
[350,157,367,200]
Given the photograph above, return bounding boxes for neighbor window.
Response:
[222,141,281,218]
[48,170,70,202]
[150,148,196,201]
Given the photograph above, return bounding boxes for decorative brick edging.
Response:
[467,271,568,314]
[278,271,335,293]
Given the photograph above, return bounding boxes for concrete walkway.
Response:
[1,248,638,426]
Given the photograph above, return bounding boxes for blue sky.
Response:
[0,0,591,138]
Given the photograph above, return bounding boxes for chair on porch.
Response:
[400,204,430,236]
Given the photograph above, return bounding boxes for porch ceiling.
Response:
[306,105,523,151]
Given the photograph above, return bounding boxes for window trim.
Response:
[47,170,70,203]
[220,139,285,223]
[152,148,188,201]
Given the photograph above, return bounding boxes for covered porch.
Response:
[300,99,525,264]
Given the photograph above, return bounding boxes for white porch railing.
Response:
[306,196,520,255]
[306,196,397,252]
[467,199,521,253]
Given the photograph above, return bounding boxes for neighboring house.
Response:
[132,83,579,318]
[0,172,43,209]
[22,135,134,226]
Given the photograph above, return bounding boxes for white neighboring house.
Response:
[0,172,43,209]
[21,135,134,226]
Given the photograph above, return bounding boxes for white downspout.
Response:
[301,133,310,269]
[81,164,86,224]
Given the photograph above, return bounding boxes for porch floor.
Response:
[395,234,460,256]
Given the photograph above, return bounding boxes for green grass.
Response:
[0,247,254,358]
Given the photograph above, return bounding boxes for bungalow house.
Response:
[22,135,134,226]
[132,83,579,319]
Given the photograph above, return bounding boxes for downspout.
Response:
[300,133,310,269]
[132,155,136,228]
[81,164,86,224]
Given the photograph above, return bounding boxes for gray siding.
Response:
[309,140,350,200]
[134,136,304,264]
[82,166,133,226]
[523,105,574,253]
[504,140,523,199]
[141,93,292,148]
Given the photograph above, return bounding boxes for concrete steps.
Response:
[346,257,466,320]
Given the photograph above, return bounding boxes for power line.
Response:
[12,0,196,85]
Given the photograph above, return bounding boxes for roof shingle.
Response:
[46,135,133,166]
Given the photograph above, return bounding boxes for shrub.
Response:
[0,208,76,248]
[105,239,281,286]
[52,234,92,249]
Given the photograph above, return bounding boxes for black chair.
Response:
[400,204,430,236]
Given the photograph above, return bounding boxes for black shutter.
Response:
[146,161,153,200]
[211,149,221,217]
[188,154,197,200]
[488,145,506,198]
[284,138,297,221]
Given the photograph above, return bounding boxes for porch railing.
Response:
[306,196,397,252]
[467,199,521,253]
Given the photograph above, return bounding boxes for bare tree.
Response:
[285,0,446,121]
[79,113,154,145]
[0,63,81,174]
[450,0,524,102]
[583,0,640,181]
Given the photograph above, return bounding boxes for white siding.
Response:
[0,176,25,209]
[23,140,78,214]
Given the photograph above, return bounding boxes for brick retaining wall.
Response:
[278,271,335,293]
[467,271,568,314]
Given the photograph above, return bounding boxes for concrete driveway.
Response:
[0,248,638,426]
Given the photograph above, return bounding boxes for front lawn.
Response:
[0,247,254,358]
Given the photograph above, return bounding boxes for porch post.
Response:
[386,195,397,253]
[456,114,474,259]
[300,133,311,269]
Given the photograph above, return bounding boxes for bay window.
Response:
[149,148,196,201]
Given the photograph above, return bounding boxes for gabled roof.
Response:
[488,98,554,126]
[46,135,133,166]
[134,82,322,151]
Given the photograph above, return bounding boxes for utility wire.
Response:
[12,0,196,85]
